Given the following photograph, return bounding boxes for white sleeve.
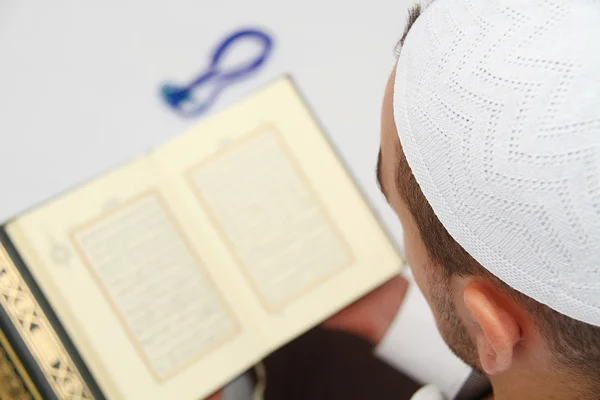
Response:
[223,372,255,400]
[374,269,473,399]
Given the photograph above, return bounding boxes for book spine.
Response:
[0,229,105,400]
[0,327,42,400]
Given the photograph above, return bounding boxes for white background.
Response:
[0,0,411,249]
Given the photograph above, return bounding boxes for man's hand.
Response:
[206,390,223,400]
[323,275,409,345]
[204,278,408,399]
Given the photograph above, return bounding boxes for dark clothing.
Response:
[263,327,421,400]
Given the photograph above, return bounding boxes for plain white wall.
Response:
[0,0,416,251]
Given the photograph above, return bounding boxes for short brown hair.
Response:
[394,3,600,389]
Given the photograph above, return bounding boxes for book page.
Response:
[188,130,352,311]
[7,158,263,400]
[151,77,404,350]
[70,192,237,379]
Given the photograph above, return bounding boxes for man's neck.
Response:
[489,369,588,400]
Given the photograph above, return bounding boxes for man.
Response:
[220,0,600,398]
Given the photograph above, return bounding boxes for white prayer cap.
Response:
[394,0,600,326]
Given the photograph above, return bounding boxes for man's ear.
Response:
[463,281,521,375]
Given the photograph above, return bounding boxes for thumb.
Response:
[206,390,224,400]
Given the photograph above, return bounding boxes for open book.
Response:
[0,77,403,400]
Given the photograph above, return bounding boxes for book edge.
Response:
[0,228,106,400]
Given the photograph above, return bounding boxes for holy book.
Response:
[0,77,403,400]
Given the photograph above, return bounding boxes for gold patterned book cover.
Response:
[0,77,403,400]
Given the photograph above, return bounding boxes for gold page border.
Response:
[0,328,42,400]
[0,243,94,400]
[186,125,355,313]
[70,190,241,382]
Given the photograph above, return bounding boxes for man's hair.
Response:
[395,3,600,388]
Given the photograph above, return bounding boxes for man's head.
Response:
[378,1,600,397]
